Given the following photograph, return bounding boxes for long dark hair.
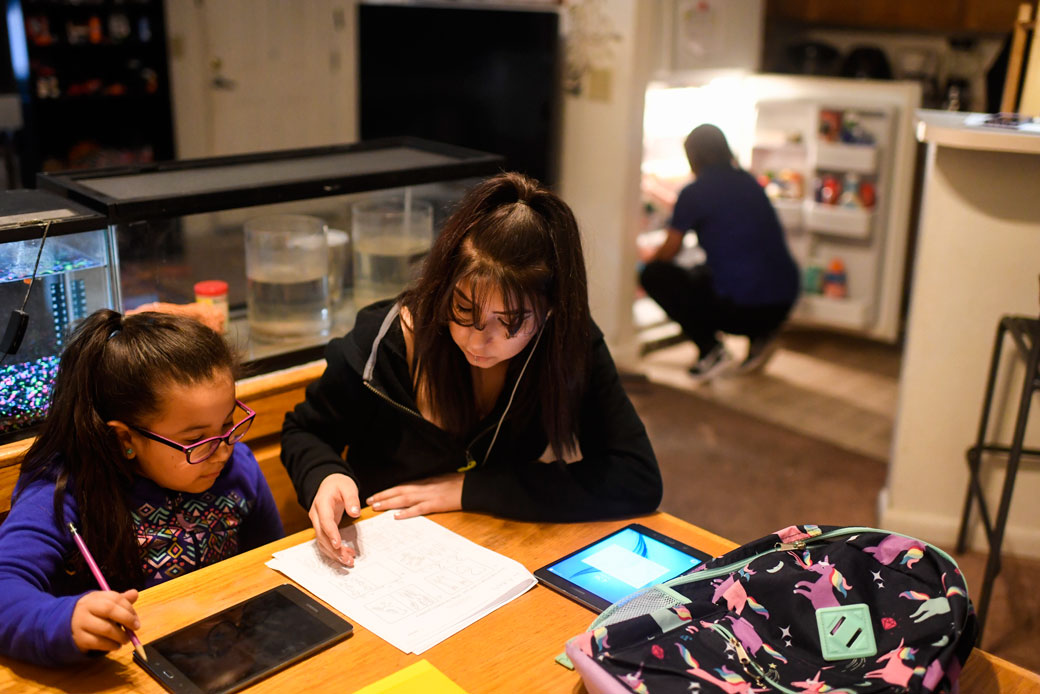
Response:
[684,123,737,175]
[401,172,590,460]
[15,309,238,590]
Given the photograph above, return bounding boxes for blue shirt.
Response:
[670,166,799,306]
[0,443,283,666]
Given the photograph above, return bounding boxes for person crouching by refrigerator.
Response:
[639,123,800,381]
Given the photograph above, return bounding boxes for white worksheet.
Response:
[265,513,536,654]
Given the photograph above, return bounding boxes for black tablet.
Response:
[533,523,714,613]
[134,584,353,694]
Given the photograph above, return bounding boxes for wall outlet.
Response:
[587,68,613,102]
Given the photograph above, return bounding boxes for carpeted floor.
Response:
[624,374,888,543]
[623,374,1040,675]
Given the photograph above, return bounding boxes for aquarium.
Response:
[37,138,503,372]
[0,191,117,441]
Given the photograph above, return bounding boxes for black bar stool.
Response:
[955,306,1040,641]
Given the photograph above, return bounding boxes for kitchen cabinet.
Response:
[766,0,1022,34]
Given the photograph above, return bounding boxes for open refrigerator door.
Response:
[640,74,921,343]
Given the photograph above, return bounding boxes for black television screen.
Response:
[358,3,560,186]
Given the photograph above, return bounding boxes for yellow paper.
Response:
[351,660,470,694]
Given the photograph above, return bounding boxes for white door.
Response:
[165,0,357,159]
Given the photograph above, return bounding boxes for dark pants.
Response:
[640,261,792,356]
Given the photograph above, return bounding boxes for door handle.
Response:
[209,57,237,91]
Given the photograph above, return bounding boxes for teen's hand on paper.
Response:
[310,473,361,566]
[71,589,141,653]
[367,473,463,520]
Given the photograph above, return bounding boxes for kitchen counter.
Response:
[880,110,1040,560]
[914,109,1040,155]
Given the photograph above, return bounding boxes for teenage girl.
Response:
[0,310,284,666]
[282,172,662,565]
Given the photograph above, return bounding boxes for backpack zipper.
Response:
[779,526,964,579]
[710,623,796,694]
[671,526,963,590]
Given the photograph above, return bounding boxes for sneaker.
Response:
[739,331,781,373]
[688,343,733,381]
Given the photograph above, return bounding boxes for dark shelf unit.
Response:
[7,0,174,186]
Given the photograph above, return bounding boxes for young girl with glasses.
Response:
[282,172,662,566]
[0,310,283,666]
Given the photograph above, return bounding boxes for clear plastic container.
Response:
[351,195,433,308]
[326,228,351,315]
[244,214,330,342]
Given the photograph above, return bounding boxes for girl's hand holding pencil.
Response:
[71,589,142,655]
[68,522,147,660]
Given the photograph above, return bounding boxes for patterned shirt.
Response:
[134,487,252,585]
[0,443,284,665]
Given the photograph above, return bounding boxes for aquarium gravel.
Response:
[0,355,60,435]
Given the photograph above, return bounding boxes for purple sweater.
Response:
[0,443,284,666]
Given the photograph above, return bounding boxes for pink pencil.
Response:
[67,522,147,661]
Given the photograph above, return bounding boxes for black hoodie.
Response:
[280,300,662,522]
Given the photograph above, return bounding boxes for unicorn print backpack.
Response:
[564,525,977,694]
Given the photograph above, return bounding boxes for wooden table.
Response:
[1,511,1037,693]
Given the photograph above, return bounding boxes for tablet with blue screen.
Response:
[533,523,714,612]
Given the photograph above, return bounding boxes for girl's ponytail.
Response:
[18,309,140,586]
[17,308,236,589]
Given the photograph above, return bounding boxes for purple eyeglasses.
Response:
[129,400,255,464]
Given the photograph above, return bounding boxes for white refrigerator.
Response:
[642,74,922,343]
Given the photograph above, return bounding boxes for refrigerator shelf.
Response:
[816,141,878,173]
[794,295,872,330]
[770,198,804,230]
[751,142,808,160]
[805,203,873,239]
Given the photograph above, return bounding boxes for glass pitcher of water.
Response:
[244,214,331,342]
[351,195,433,308]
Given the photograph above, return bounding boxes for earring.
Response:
[125,448,134,458]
